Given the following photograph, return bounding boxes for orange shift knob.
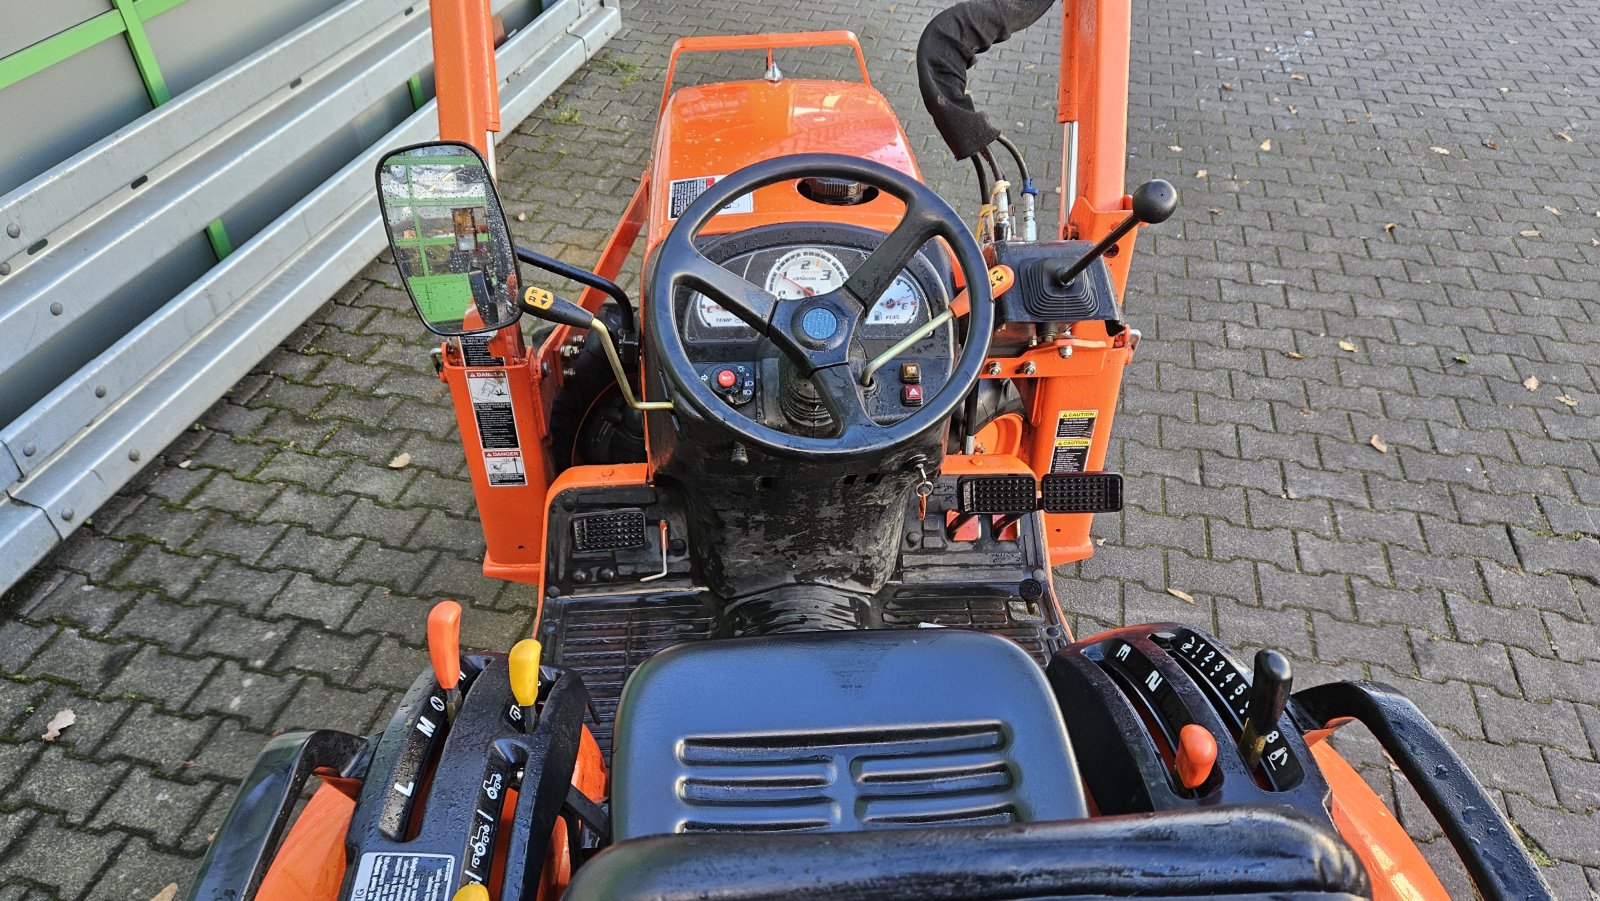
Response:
[1176,723,1218,790]
[427,600,463,691]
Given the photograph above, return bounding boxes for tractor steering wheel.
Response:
[647,153,993,459]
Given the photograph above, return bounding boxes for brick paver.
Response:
[3,0,1598,896]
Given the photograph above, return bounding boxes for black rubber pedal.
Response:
[956,474,1038,515]
[572,509,647,552]
[1040,472,1123,513]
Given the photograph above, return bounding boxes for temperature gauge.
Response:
[694,293,746,330]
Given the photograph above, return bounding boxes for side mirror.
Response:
[375,141,522,335]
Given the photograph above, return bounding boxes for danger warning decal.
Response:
[348,851,454,900]
[668,175,755,219]
[1050,410,1098,474]
[458,334,504,367]
[466,370,526,487]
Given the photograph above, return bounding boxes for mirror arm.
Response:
[589,319,673,412]
[516,245,636,337]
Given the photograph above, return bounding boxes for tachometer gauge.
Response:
[764,249,848,299]
[867,275,922,326]
[695,293,745,329]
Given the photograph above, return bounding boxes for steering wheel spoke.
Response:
[842,207,944,310]
[808,363,874,434]
[681,251,779,331]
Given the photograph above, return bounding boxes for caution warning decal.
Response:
[1050,409,1098,474]
[466,370,526,487]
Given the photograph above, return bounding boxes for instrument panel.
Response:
[676,224,954,430]
[684,245,932,343]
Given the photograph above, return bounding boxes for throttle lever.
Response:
[1239,649,1293,771]
[1054,179,1177,288]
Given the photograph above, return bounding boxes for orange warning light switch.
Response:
[428,600,463,691]
[1176,723,1217,789]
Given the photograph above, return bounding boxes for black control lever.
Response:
[1239,649,1292,770]
[1052,179,1178,288]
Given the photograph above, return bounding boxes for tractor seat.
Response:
[563,806,1373,901]
[608,628,1088,841]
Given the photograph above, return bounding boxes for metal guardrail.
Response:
[0,0,621,592]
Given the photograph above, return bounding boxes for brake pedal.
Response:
[956,474,1038,515]
[1040,472,1123,513]
[572,509,648,552]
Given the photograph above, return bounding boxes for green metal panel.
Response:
[0,12,127,92]
[407,273,475,321]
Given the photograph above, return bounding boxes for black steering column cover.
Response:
[563,806,1373,901]
[609,629,1086,840]
[917,0,1058,160]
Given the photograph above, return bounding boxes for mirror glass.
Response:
[376,142,522,335]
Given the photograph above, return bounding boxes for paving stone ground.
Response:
[4,0,1599,896]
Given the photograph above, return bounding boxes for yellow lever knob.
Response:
[452,884,490,901]
[508,638,543,708]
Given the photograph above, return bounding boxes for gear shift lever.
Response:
[508,638,542,731]
[427,600,463,721]
[1053,179,1178,288]
[1239,649,1293,770]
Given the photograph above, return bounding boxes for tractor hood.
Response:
[645,77,920,253]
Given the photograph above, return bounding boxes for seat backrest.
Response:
[563,806,1373,901]
[609,629,1088,839]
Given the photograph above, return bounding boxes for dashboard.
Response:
[676,224,955,431]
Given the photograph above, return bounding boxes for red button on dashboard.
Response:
[715,369,738,389]
[901,384,924,406]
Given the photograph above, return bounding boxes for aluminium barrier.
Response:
[0,0,621,592]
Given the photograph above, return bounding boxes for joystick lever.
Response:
[1239,649,1292,771]
[508,639,543,731]
[1052,179,1178,288]
[427,600,463,721]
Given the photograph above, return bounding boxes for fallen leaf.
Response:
[1284,488,1299,499]
[1338,339,1358,352]
[1482,138,1500,150]
[1556,132,1573,142]
[1259,139,1273,151]
[388,452,412,469]
[1167,588,1196,604]
[1498,87,1510,94]
[1208,208,1224,216]
[1507,37,1518,44]
[1169,144,1184,152]
[1289,105,1298,115]
[1520,230,1541,237]
[1384,222,1398,233]
[515,212,527,222]
[1557,394,1579,408]
[1283,350,1305,360]
[1221,82,1234,91]
[1523,375,1540,391]
[1095,537,1106,546]
[1195,169,1208,178]
[1290,73,1307,81]
[149,886,178,901]
[1544,205,1562,216]
[1369,434,1389,454]
[1454,354,1469,363]
[178,460,192,469]
[41,708,75,741]
[1430,146,1451,155]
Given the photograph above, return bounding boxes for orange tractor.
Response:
[186,2,1551,900]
